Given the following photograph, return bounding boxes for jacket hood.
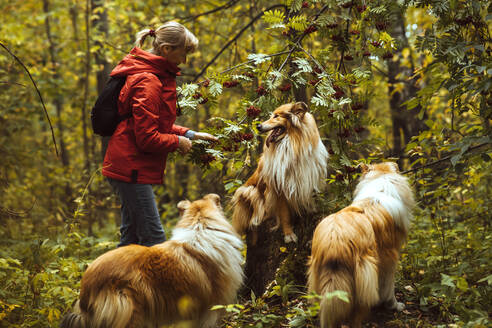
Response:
[110,47,180,78]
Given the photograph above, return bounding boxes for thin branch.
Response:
[0,42,59,157]
[278,4,330,75]
[192,4,288,82]
[181,0,240,22]
[221,50,291,75]
[402,142,491,174]
[0,198,36,218]
[0,81,27,87]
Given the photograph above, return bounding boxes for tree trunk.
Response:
[387,9,427,165]
[241,210,320,298]
[91,0,112,162]
[42,0,73,204]
[43,0,70,169]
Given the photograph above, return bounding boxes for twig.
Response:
[0,81,27,87]
[277,4,330,76]
[192,4,288,82]
[402,142,491,174]
[220,50,291,75]
[0,42,59,157]
[181,0,241,22]
[0,198,36,218]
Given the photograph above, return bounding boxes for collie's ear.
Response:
[204,193,221,208]
[389,162,400,173]
[358,163,369,173]
[291,102,309,118]
[177,200,191,217]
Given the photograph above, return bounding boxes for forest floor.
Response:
[220,286,446,328]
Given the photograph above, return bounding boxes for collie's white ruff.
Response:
[232,102,328,243]
[308,163,415,328]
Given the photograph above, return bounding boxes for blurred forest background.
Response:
[0,0,491,326]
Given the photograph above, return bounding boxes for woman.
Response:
[102,21,216,247]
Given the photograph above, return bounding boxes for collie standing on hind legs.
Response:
[308,162,415,328]
[232,102,328,243]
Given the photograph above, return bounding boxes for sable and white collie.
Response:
[61,194,244,328]
[232,102,328,243]
[307,162,415,328]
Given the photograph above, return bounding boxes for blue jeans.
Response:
[107,178,166,247]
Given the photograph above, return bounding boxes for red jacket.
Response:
[102,47,189,184]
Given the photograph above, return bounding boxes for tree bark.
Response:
[42,0,70,169]
[386,9,427,165]
[91,0,112,162]
[241,210,320,298]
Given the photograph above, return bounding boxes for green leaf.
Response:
[478,274,492,285]
[441,273,455,288]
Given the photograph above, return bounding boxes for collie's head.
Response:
[257,102,318,147]
[175,194,236,234]
[354,162,415,231]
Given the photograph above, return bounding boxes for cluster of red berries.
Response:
[202,79,210,87]
[278,83,292,92]
[309,79,320,86]
[242,133,254,141]
[350,30,360,35]
[304,25,318,34]
[223,80,239,88]
[356,5,367,13]
[302,1,309,8]
[344,54,354,61]
[351,103,364,111]
[382,52,393,60]
[313,66,322,74]
[256,86,267,96]
[246,105,261,118]
[200,154,215,164]
[192,92,209,104]
[362,51,371,57]
[333,85,345,100]
[371,40,382,48]
[232,132,254,143]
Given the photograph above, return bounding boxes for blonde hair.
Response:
[135,21,198,55]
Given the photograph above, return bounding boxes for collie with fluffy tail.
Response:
[61,194,243,328]
[307,162,415,328]
[231,102,328,243]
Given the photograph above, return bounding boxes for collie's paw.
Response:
[395,301,405,311]
[284,232,298,243]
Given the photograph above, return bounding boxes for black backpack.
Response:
[90,76,131,136]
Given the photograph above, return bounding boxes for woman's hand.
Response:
[177,136,192,154]
[194,132,218,142]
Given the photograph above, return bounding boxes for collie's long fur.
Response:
[307,162,415,328]
[232,102,328,243]
[61,194,243,328]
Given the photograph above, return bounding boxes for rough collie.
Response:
[232,102,328,243]
[61,194,243,328]
[307,162,415,328]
